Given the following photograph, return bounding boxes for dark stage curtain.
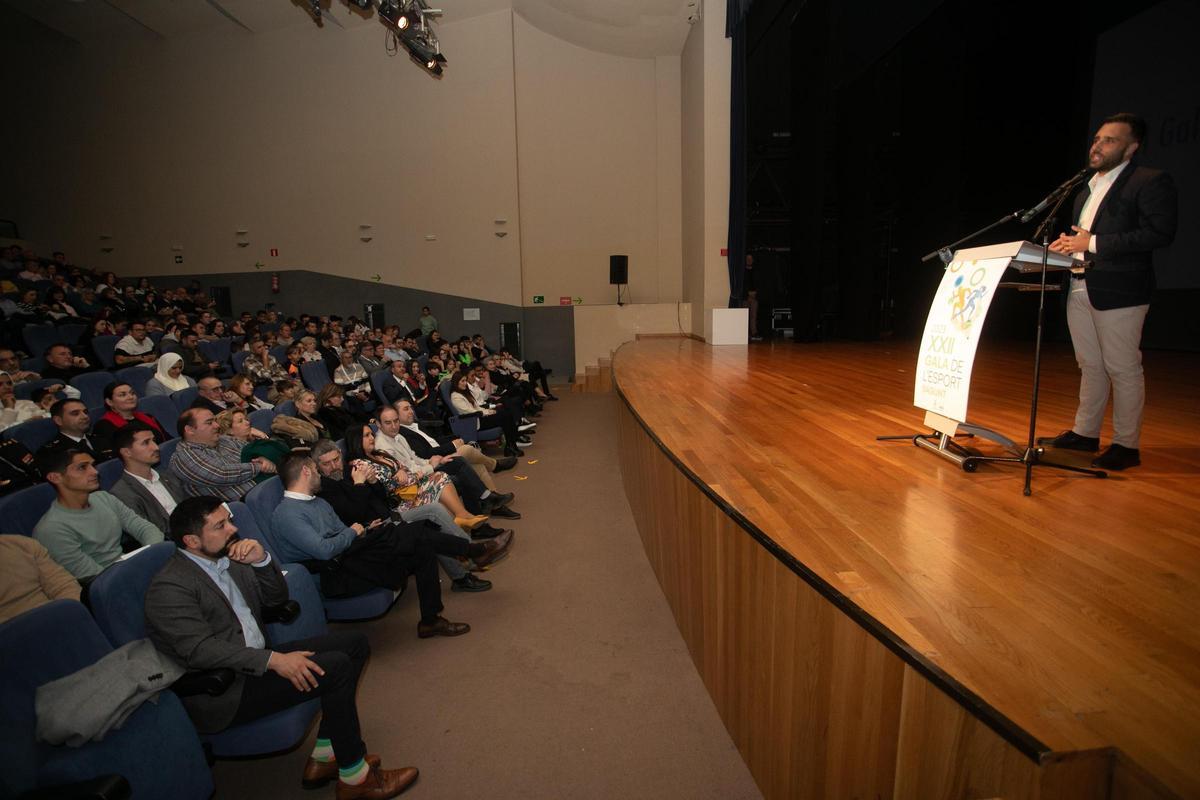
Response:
[725,0,751,307]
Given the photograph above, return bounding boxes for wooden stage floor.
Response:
[613,337,1200,797]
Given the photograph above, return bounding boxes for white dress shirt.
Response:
[1076,159,1130,260]
[128,468,179,516]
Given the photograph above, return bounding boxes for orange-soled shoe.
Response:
[335,765,419,800]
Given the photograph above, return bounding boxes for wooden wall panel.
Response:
[617,399,1123,800]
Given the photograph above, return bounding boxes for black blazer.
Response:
[1072,165,1177,310]
[381,374,418,406]
[396,426,455,460]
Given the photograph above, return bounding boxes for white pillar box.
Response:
[709,308,748,345]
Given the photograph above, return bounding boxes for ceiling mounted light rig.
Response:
[377,0,447,76]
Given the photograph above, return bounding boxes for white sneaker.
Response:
[516,437,534,447]
[518,422,537,432]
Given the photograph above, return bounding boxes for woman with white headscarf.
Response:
[144,352,196,397]
[0,371,49,433]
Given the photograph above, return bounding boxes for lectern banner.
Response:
[913,257,1011,423]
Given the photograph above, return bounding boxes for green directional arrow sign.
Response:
[254,261,264,270]
[532,295,544,304]
[573,297,583,305]
[371,274,382,282]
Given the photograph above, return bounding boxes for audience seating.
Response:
[13,377,62,400]
[269,345,287,363]
[300,361,330,392]
[157,438,180,471]
[0,481,56,536]
[231,350,250,374]
[97,458,124,492]
[169,387,198,415]
[275,400,296,417]
[21,325,60,358]
[244,478,399,622]
[2,417,58,453]
[439,381,502,444]
[58,323,87,345]
[22,355,46,373]
[0,600,213,800]
[115,366,152,397]
[90,335,121,370]
[136,395,179,439]
[84,541,324,760]
[248,408,275,435]
[369,370,391,407]
[71,371,117,411]
[197,338,232,376]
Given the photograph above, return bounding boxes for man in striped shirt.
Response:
[170,407,275,501]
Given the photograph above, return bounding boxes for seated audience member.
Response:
[11,289,51,324]
[92,382,169,450]
[273,453,501,630]
[0,348,41,383]
[109,426,186,534]
[310,441,499,593]
[315,385,362,441]
[33,449,165,581]
[392,398,517,488]
[215,408,288,480]
[448,371,530,457]
[244,337,289,386]
[275,323,295,348]
[379,334,407,364]
[499,346,556,400]
[192,374,239,414]
[380,359,420,408]
[0,534,81,623]
[333,350,372,397]
[39,343,92,382]
[171,407,274,500]
[228,374,273,412]
[178,331,221,378]
[372,405,511,521]
[344,424,486,533]
[299,336,324,364]
[294,389,331,441]
[0,437,40,495]
[112,319,159,367]
[268,378,299,406]
[146,352,197,397]
[40,398,112,462]
[0,371,50,433]
[31,387,58,414]
[284,345,305,379]
[44,287,83,321]
[145,497,419,799]
[356,342,385,375]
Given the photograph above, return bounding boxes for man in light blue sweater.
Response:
[272,454,508,639]
[33,448,164,580]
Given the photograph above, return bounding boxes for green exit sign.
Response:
[532,295,544,304]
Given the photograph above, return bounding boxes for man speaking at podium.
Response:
[1043,112,1177,471]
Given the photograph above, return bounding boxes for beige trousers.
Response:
[454,444,498,492]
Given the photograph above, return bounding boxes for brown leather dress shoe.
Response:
[417,616,471,639]
[303,754,381,789]
[335,765,419,800]
[471,529,514,570]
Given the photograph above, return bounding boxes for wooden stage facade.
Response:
[613,337,1200,800]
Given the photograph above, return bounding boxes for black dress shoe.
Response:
[490,505,521,520]
[451,574,492,593]
[488,491,514,507]
[545,394,560,401]
[470,530,514,569]
[470,522,507,539]
[1092,444,1140,470]
[1036,430,1100,451]
[493,456,517,473]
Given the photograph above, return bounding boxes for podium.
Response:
[895,240,1104,492]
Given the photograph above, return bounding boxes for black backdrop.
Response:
[742,0,1195,348]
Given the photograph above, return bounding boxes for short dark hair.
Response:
[112,424,153,456]
[42,342,70,360]
[279,452,315,489]
[31,387,53,404]
[102,382,129,402]
[1103,112,1146,144]
[168,496,225,546]
[35,447,85,478]
[49,398,84,419]
[177,407,204,438]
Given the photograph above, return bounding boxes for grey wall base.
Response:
[145,270,576,380]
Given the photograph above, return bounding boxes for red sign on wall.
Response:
[269,248,279,257]
[559,296,572,306]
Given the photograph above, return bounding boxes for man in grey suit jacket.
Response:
[109,426,186,534]
[145,496,418,799]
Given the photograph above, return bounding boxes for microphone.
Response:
[1020,169,1091,223]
